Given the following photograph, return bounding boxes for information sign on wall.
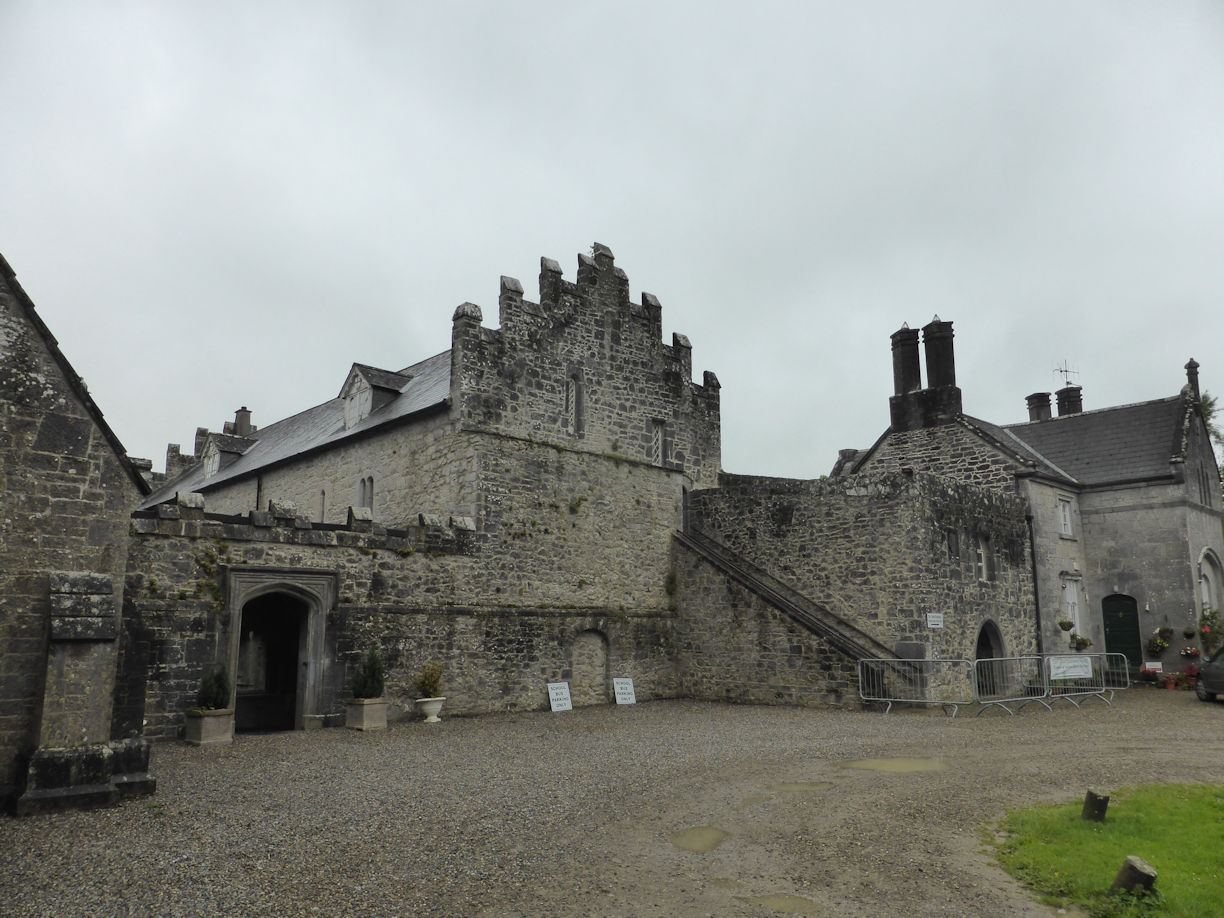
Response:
[547,681,572,712]
[926,613,945,629]
[613,678,636,705]
[1049,655,1093,680]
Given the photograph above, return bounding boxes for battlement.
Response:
[131,492,477,555]
[448,244,722,486]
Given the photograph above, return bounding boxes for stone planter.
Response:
[416,697,445,723]
[346,697,388,731]
[184,708,234,746]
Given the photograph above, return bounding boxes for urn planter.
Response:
[184,708,235,746]
[416,696,446,723]
[346,697,389,731]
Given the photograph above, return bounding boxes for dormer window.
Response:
[339,364,413,431]
[202,443,220,478]
[343,381,373,430]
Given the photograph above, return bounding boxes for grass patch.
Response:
[994,784,1224,917]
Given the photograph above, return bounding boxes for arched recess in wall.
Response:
[974,620,1005,660]
[224,567,337,731]
[570,629,609,707]
[1199,549,1223,616]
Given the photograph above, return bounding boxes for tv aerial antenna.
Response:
[1054,360,1080,387]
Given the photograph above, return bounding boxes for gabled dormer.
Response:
[201,433,255,478]
[340,364,413,430]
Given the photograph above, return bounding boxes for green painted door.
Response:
[1102,594,1142,667]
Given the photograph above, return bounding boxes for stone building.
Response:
[0,255,154,812]
[844,319,1224,669]
[28,242,1214,811]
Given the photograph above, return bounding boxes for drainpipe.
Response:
[1026,513,1043,655]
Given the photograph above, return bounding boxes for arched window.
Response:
[566,374,585,436]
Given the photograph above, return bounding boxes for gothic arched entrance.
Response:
[235,592,307,732]
[224,567,337,731]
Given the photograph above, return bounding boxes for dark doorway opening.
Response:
[974,621,1005,696]
[235,593,307,732]
[1102,594,1142,668]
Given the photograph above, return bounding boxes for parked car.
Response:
[1196,654,1224,702]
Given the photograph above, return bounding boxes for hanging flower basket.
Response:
[1057,619,1075,632]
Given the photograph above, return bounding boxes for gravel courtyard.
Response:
[2,689,1221,917]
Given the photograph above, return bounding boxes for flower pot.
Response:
[184,708,234,746]
[416,696,445,723]
[346,697,388,731]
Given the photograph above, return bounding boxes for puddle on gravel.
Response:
[734,893,822,915]
[842,757,944,773]
[709,877,741,890]
[669,825,730,852]
[769,781,833,793]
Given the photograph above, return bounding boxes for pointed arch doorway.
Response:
[235,592,307,732]
[225,567,337,732]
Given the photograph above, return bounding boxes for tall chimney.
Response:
[234,406,253,437]
[1026,392,1052,421]
[891,325,921,395]
[1056,385,1083,416]
[922,317,956,389]
[1186,358,1201,400]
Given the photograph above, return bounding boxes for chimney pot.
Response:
[234,406,253,438]
[890,326,921,395]
[1186,358,1201,400]
[1056,385,1083,416]
[1026,392,1052,421]
[922,319,956,389]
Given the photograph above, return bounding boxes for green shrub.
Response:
[415,661,445,698]
[351,649,386,699]
[196,666,230,710]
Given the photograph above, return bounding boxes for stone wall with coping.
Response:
[119,492,679,740]
[689,469,1038,661]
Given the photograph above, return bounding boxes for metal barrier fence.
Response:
[857,658,976,716]
[860,652,1132,716]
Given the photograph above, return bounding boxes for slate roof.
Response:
[1001,396,1187,487]
[142,349,452,507]
[347,364,414,393]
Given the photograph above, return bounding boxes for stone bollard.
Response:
[1081,789,1109,822]
[1108,855,1157,896]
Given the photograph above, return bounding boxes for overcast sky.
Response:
[3,2,1222,479]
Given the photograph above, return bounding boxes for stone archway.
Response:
[975,620,1005,660]
[235,592,307,732]
[225,567,337,730]
[570,629,610,707]
[974,621,1006,696]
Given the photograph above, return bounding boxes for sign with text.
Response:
[547,681,572,712]
[613,678,636,705]
[926,613,945,629]
[1049,655,1093,680]
[1145,661,1163,673]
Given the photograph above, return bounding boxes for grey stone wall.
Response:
[0,260,144,803]
[1019,478,1092,653]
[862,423,1017,491]
[451,246,722,491]
[672,542,861,707]
[119,488,680,739]
[689,469,1038,661]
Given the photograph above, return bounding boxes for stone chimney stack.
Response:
[1186,358,1201,400]
[1026,392,1052,421]
[233,406,253,437]
[891,325,921,395]
[922,317,956,389]
[1056,385,1083,416]
[888,317,963,432]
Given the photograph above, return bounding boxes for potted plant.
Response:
[1069,632,1092,651]
[1179,645,1202,661]
[414,661,446,723]
[1145,630,1170,656]
[185,666,234,746]
[1181,664,1199,689]
[1183,626,1198,639]
[1057,619,1075,632]
[346,649,388,731]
